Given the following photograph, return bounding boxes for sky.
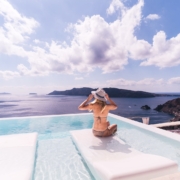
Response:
[0,0,180,95]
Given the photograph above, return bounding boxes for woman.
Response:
[78,88,117,137]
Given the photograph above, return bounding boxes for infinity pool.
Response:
[0,113,179,180]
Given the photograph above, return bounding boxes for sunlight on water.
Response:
[117,128,180,170]
[0,95,176,124]
[34,134,93,180]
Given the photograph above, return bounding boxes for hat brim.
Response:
[91,91,106,102]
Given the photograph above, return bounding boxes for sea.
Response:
[0,94,180,124]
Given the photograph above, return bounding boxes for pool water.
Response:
[35,135,93,180]
[0,113,179,180]
[0,114,95,180]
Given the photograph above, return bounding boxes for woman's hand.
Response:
[78,94,93,110]
[105,93,110,101]
[87,94,94,102]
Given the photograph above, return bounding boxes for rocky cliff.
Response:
[154,98,180,121]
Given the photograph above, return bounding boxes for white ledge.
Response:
[151,121,180,128]
[0,132,38,180]
[70,129,178,180]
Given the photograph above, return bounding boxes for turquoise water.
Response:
[0,114,95,180]
[0,114,179,180]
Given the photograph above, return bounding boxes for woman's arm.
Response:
[78,94,94,110]
[105,94,117,110]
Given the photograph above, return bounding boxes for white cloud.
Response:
[33,39,40,44]
[0,70,20,80]
[106,0,126,16]
[107,78,135,86]
[75,77,84,80]
[17,64,30,76]
[168,77,180,84]
[107,78,165,87]
[0,0,146,78]
[129,39,151,60]
[146,14,161,20]
[140,31,180,68]
[44,0,144,74]
[106,77,180,92]
[0,0,179,80]
[0,0,39,61]
[136,78,164,85]
[0,0,39,37]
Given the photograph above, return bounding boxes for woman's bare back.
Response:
[78,91,118,137]
[91,103,109,131]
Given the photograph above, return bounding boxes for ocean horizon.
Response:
[0,93,179,124]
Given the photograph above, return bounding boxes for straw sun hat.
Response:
[91,88,107,102]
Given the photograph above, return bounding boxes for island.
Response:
[141,105,151,110]
[48,87,159,98]
[29,93,37,95]
[0,92,11,95]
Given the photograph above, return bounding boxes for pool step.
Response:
[70,129,178,180]
[0,132,38,180]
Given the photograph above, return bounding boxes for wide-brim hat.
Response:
[91,88,107,102]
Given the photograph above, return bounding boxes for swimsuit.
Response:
[92,128,112,137]
[94,116,107,123]
[93,116,115,137]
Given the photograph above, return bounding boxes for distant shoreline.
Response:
[0,92,11,95]
[47,87,180,98]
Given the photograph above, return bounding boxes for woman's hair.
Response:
[90,99,106,113]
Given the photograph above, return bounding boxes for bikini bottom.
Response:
[92,128,115,137]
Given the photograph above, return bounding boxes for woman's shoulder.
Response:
[105,103,117,110]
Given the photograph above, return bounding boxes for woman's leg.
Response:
[108,124,117,135]
[102,124,117,137]
[92,129,104,137]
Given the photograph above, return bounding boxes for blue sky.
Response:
[0,0,180,94]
